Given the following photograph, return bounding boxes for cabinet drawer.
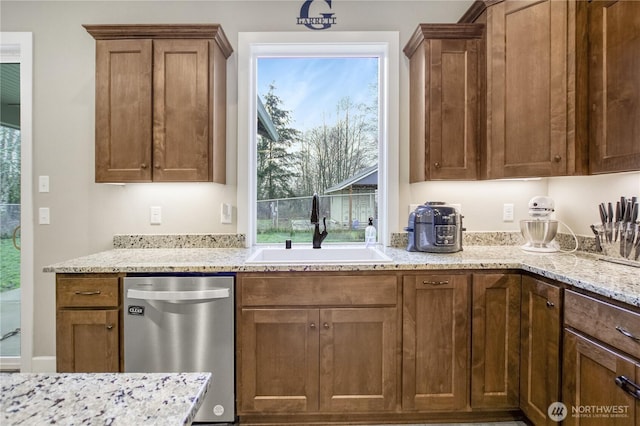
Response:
[240,273,398,307]
[57,276,120,308]
[565,290,640,359]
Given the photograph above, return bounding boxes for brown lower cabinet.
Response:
[55,274,122,372]
[54,270,640,425]
[563,289,640,425]
[237,272,399,415]
[519,275,562,425]
[402,273,470,411]
[471,273,521,409]
[563,330,639,426]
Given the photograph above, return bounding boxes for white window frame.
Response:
[0,32,33,372]
[237,31,399,247]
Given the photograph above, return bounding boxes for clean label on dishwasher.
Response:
[127,305,145,316]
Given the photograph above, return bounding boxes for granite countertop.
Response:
[44,245,640,308]
[0,372,211,426]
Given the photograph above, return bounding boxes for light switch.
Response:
[39,207,50,225]
[39,176,50,193]
[150,206,162,225]
[503,203,514,222]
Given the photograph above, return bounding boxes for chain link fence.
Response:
[257,192,378,242]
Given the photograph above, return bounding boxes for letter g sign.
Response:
[297,0,337,30]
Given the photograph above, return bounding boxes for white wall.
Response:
[2,0,639,362]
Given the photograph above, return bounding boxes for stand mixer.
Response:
[520,196,560,253]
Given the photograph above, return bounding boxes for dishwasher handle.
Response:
[127,287,230,302]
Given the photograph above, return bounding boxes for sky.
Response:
[257,57,379,132]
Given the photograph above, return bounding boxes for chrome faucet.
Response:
[311,193,328,249]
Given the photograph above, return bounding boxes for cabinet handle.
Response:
[106,324,114,330]
[75,290,101,296]
[553,155,562,162]
[310,323,316,329]
[615,376,640,400]
[615,326,640,342]
[434,162,441,169]
[323,323,330,329]
[140,163,147,169]
[546,300,555,308]
[423,280,449,286]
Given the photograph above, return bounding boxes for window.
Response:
[256,57,378,244]
[238,32,399,247]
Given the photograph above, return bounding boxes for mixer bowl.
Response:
[520,219,558,247]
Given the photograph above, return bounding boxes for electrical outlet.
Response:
[150,206,162,225]
[39,207,50,225]
[503,203,514,222]
[38,176,50,193]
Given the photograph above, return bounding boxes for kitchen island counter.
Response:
[0,372,211,426]
[44,245,640,307]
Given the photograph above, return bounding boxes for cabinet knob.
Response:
[310,322,316,329]
[140,163,147,169]
[434,162,441,169]
[323,323,330,329]
[106,324,114,330]
[154,163,161,169]
[553,155,562,162]
[546,300,555,308]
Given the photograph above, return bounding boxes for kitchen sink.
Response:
[245,245,394,265]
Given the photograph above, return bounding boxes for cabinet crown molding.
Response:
[403,23,484,58]
[83,24,233,58]
[458,0,505,23]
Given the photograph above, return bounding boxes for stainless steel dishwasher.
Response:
[123,274,235,424]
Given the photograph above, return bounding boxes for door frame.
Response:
[0,32,33,372]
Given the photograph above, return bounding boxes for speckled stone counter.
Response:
[44,245,640,308]
[0,372,211,426]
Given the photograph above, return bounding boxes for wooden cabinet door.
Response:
[484,0,572,178]
[95,39,152,182]
[588,0,640,174]
[402,274,470,411]
[56,309,119,372]
[406,25,482,182]
[239,309,319,413]
[520,276,561,425]
[471,273,521,408]
[319,307,397,412]
[153,39,210,182]
[563,329,639,426]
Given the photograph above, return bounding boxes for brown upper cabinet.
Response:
[407,0,639,181]
[84,25,232,183]
[404,24,483,181]
[466,0,589,179]
[588,0,640,174]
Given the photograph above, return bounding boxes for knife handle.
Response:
[632,202,638,223]
[624,201,632,222]
[608,202,614,223]
[599,203,608,224]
